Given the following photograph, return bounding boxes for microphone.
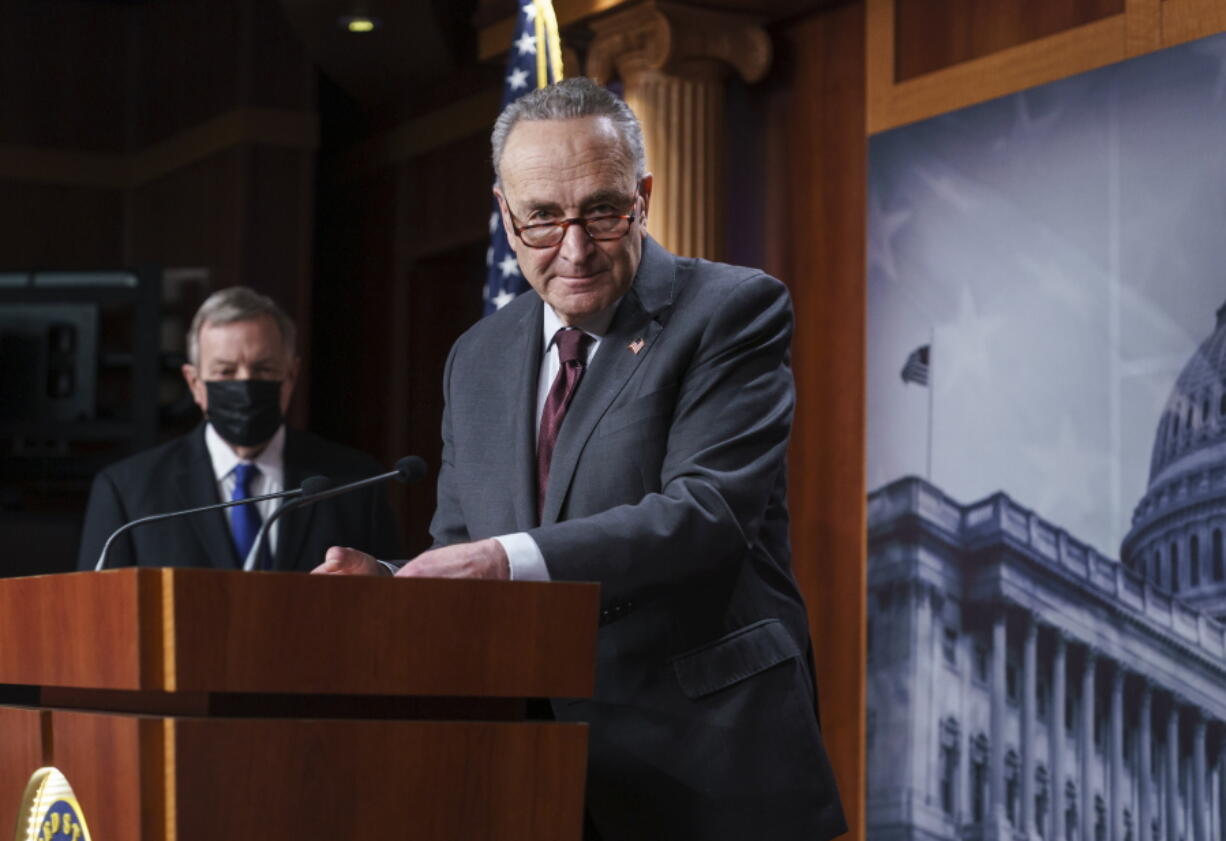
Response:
[243,456,428,572]
[94,480,320,572]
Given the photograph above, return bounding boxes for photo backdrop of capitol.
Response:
[867,29,1226,841]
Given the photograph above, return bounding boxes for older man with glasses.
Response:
[315,77,846,841]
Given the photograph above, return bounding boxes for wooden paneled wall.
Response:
[755,5,868,839]
[871,0,1226,133]
[0,0,317,410]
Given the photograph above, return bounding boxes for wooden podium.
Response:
[0,568,599,840]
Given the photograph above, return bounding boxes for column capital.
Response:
[586,0,771,86]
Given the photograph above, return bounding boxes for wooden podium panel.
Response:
[0,708,47,835]
[48,711,588,841]
[0,569,599,697]
[0,570,599,840]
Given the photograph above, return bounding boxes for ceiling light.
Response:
[339,16,379,33]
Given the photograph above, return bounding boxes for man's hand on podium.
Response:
[394,539,509,580]
[311,546,388,576]
[309,539,510,580]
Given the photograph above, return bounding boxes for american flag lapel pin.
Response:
[628,338,645,355]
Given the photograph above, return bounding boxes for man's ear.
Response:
[638,174,653,224]
[182,363,207,414]
[492,186,519,255]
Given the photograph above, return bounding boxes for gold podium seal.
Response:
[13,768,92,841]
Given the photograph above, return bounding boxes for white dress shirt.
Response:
[494,302,617,581]
[205,423,286,565]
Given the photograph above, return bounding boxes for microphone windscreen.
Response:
[394,456,428,484]
[300,475,334,496]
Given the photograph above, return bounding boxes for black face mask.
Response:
[205,380,284,447]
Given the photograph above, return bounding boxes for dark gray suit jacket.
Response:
[77,425,401,571]
[431,237,846,841]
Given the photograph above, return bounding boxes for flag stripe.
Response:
[483,0,565,316]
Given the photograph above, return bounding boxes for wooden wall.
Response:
[761,6,869,839]
[0,0,317,371]
[870,0,1226,133]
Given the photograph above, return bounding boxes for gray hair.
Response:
[491,77,646,185]
[187,286,296,367]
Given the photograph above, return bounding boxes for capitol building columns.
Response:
[911,580,937,814]
[1081,648,1098,841]
[1022,613,1038,838]
[1167,701,1181,841]
[1051,630,1068,841]
[1139,681,1154,841]
[1193,712,1208,841]
[990,609,1009,837]
[1217,740,1226,841]
[1110,667,1125,841]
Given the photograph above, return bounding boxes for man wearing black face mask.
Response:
[76,286,401,571]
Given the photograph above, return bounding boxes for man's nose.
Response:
[558,219,596,263]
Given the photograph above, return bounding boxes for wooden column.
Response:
[586,0,769,260]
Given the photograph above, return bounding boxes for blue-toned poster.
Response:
[868,32,1226,841]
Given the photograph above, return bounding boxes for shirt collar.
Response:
[541,299,619,351]
[205,423,286,483]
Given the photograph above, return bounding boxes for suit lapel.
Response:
[177,426,241,569]
[509,299,544,530]
[275,433,315,571]
[540,237,674,524]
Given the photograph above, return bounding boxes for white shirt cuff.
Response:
[493,533,550,581]
[376,559,400,576]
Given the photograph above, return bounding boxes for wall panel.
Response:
[0,1,130,152]
[0,182,123,269]
[762,5,868,840]
[895,0,1124,80]
[873,0,1226,133]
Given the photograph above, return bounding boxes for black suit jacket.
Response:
[430,237,846,841]
[77,425,401,571]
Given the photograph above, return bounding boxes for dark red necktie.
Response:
[537,327,592,518]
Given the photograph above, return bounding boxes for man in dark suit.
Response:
[314,79,846,840]
[78,286,400,571]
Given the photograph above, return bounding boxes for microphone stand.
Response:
[243,457,427,572]
[94,486,305,571]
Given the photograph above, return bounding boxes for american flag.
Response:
[483,0,564,315]
[901,344,930,386]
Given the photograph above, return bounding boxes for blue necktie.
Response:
[229,463,262,566]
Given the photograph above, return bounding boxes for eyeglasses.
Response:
[508,209,638,248]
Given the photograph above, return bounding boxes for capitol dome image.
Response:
[1122,300,1226,621]
[865,300,1226,841]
